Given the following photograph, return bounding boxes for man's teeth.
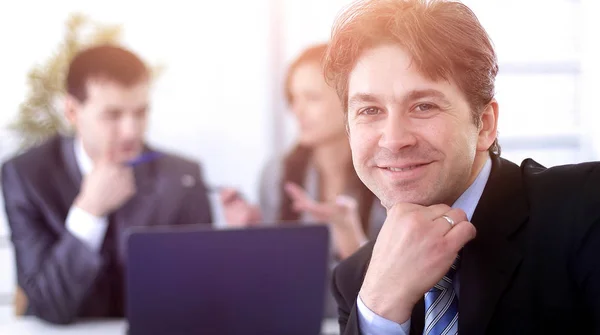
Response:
[387,165,420,172]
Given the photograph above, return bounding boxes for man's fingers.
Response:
[431,207,468,233]
[99,137,117,165]
[444,220,477,252]
[423,203,454,221]
[388,202,430,218]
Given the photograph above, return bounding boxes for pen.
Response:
[125,152,164,167]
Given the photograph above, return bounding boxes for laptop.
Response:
[125,224,330,335]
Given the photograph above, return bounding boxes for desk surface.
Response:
[0,317,340,335]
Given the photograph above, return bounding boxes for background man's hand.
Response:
[219,188,263,227]
[74,144,136,216]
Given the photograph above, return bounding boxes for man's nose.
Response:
[377,113,417,152]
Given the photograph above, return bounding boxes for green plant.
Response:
[8,13,161,152]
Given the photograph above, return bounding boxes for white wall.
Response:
[581,0,600,159]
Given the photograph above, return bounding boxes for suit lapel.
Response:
[113,149,161,260]
[410,298,425,333]
[60,136,83,193]
[459,156,529,335]
[58,136,85,223]
[115,156,160,226]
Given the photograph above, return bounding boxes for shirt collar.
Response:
[451,157,492,221]
[74,138,94,176]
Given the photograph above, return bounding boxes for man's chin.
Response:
[377,189,436,210]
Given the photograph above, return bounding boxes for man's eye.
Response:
[414,103,437,112]
[359,107,381,115]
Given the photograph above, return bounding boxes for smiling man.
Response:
[323,0,600,334]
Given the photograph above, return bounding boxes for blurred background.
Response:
[1,0,599,322]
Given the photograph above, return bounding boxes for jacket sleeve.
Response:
[1,161,104,324]
[332,262,362,335]
[572,164,600,333]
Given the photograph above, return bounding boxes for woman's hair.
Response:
[279,43,375,233]
[284,43,329,105]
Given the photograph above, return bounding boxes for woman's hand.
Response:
[284,182,368,259]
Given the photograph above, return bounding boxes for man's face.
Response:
[346,44,495,209]
[66,79,150,163]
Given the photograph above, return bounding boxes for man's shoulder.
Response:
[517,158,600,236]
[2,135,63,175]
[519,158,600,200]
[521,158,600,183]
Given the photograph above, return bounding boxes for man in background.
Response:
[1,45,213,324]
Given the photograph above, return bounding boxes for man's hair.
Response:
[66,44,149,102]
[323,0,500,155]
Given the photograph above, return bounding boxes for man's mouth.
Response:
[380,162,431,171]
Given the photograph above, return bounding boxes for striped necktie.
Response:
[423,256,460,335]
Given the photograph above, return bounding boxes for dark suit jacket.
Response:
[1,136,213,324]
[332,156,600,334]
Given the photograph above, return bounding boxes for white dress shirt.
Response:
[65,139,109,252]
[356,158,493,334]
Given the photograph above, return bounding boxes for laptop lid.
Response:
[125,224,330,335]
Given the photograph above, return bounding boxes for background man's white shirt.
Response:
[65,139,108,252]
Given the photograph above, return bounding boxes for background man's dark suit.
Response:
[1,135,213,324]
[333,156,600,334]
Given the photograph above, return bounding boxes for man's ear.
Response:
[477,99,499,152]
[64,94,80,126]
